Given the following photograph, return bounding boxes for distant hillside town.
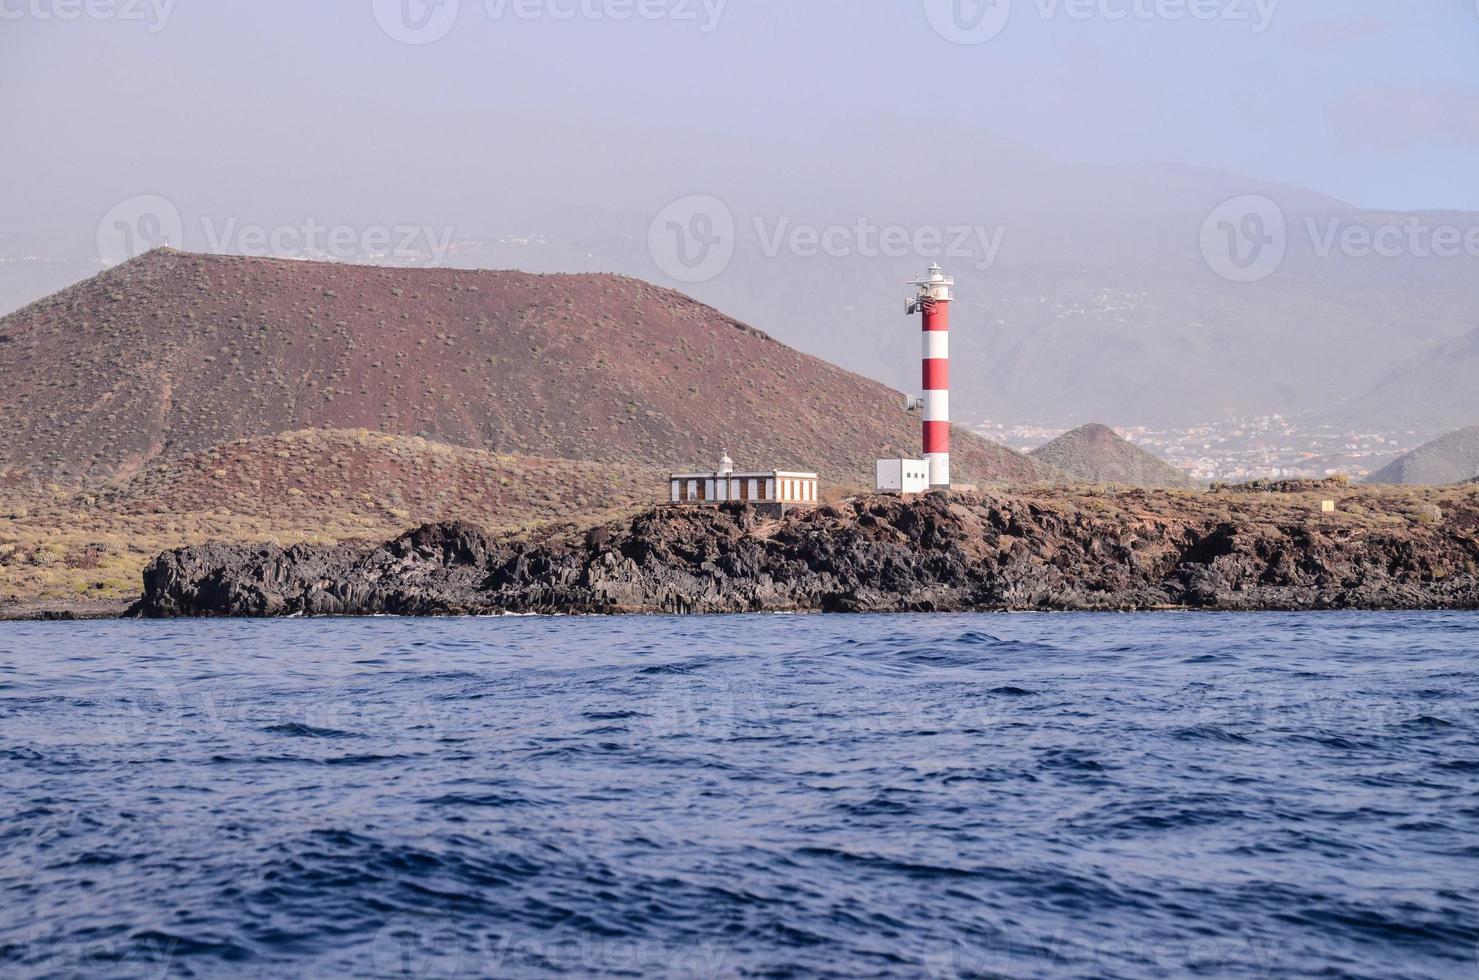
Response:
[975,415,1425,482]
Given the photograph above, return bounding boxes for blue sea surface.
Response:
[1,612,1477,978]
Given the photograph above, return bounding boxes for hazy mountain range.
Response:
[4,118,1477,435]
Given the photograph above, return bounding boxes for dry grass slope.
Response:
[97,429,665,526]
[0,430,664,604]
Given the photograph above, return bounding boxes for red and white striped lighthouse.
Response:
[909,263,954,489]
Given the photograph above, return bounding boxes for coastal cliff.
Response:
[132,487,1479,617]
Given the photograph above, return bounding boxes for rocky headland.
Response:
[131,486,1479,617]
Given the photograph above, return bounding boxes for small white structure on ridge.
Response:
[669,453,819,513]
[875,459,930,494]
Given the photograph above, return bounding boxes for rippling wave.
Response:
[2,612,1478,977]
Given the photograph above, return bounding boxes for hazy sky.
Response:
[4,0,1479,436]
[4,0,1478,241]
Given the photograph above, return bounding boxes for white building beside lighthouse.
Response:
[669,453,819,514]
[875,458,931,494]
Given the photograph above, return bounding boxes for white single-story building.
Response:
[670,454,819,508]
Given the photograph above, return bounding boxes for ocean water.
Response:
[1,613,1477,979]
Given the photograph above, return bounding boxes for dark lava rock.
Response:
[130,492,1479,618]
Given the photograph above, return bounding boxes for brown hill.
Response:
[1364,427,1479,486]
[0,249,1052,486]
[1029,423,1197,488]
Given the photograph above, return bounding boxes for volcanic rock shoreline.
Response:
[131,489,1479,617]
